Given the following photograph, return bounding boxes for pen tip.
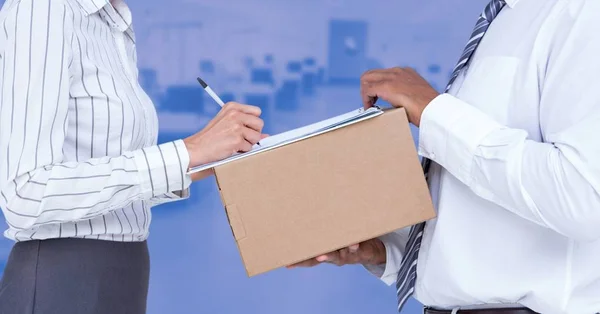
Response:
[196,77,208,88]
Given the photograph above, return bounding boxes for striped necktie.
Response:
[395,0,507,311]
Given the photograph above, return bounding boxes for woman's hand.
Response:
[183,102,267,169]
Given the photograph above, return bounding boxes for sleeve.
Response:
[135,141,192,207]
[146,142,191,207]
[363,227,411,286]
[0,0,192,231]
[417,3,600,241]
[148,189,190,207]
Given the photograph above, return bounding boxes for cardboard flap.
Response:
[225,204,247,241]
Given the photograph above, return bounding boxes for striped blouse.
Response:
[0,0,192,242]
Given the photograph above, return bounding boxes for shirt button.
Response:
[429,152,436,159]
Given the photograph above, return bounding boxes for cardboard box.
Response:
[213,108,435,276]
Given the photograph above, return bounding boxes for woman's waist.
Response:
[4,204,151,242]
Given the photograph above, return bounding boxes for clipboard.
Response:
[187,106,383,174]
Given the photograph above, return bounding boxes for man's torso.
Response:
[417,0,600,312]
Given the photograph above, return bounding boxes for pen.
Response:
[197,76,261,145]
[197,77,225,107]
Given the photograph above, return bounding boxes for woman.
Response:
[0,0,265,313]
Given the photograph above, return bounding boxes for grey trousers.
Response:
[0,238,150,314]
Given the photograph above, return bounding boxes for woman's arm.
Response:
[0,0,192,231]
[0,0,266,232]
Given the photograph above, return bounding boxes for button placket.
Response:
[100,6,155,148]
[113,29,152,147]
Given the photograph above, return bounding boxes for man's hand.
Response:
[183,102,268,169]
[287,238,386,268]
[361,67,439,127]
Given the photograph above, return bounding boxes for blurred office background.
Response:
[0,0,487,313]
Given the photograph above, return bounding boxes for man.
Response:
[291,0,600,313]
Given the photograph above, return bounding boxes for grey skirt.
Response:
[0,238,150,314]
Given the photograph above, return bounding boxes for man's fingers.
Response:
[287,244,365,269]
[360,75,386,108]
[287,258,320,268]
[287,253,336,268]
[361,70,381,108]
[321,246,362,265]
[360,68,401,108]
[361,83,383,109]
[315,255,329,262]
[361,92,377,109]
[338,248,350,263]
[316,252,337,262]
[340,245,365,265]
[361,69,388,82]
[317,251,341,264]
[287,240,382,271]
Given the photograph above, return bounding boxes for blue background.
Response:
[0,0,488,313]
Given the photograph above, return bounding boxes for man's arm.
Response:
[362,2,600,241]
[417,4,600,241]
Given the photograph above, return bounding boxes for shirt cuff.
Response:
[363,232,406,286]
[148,190,190,207]
[134,140,192,199]
[418,93,504,184]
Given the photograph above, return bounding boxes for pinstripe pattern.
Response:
[0,0,191,242]
[395,0,506,311]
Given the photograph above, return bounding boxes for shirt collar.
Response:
[76,0,133,33]
[75,0,110,16]
[504,0,521,8]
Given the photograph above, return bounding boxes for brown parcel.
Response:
[213,107,436,277]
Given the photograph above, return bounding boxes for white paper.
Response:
[187,107,383,174]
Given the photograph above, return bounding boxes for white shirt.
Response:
[0,0,192,242]
[367,0,600,313]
